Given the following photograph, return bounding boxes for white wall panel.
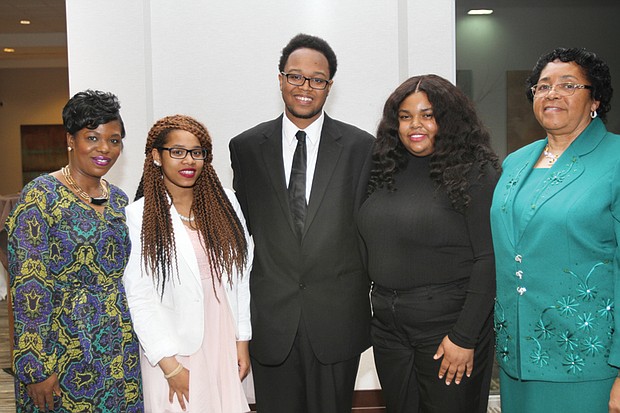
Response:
[66,0,456,389]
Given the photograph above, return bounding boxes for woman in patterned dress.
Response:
[6,90,143,412]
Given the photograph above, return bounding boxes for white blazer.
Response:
[123,188,253,366]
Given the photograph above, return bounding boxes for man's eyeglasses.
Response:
[281,72,331,90]
[159,147,208,160]
[531,82,592,98]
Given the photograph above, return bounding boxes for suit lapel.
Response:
[514,151,584,242]
[304,116,342,237]
[497,143,541,247]
[502,119,607,245]
[259,117,299,236]
[514,119,604,241]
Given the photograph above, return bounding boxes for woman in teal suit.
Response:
[491,47,620,412]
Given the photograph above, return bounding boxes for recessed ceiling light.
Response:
[3,48,15,53]
[20,20,31,25]
[468,9,493,15]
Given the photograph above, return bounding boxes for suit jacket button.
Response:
[299,283,306,289]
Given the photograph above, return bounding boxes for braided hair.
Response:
[135,115,248,297]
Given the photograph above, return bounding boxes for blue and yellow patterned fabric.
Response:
[6,174,142,412]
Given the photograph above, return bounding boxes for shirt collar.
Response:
[283,111,325,146]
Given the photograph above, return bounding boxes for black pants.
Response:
[251,316,360,413]
[370,281,494,413]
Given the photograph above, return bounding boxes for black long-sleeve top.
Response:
[358,154,498,347]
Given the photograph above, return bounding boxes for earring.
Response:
[67,146,72,151]
[154,160,161,167]
[590,110,598,119]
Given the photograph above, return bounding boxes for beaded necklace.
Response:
[178,212,195,222]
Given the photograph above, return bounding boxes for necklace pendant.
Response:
[91,197,108,206]
[543,145,559,165]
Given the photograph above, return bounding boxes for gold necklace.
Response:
[61,165,109,205]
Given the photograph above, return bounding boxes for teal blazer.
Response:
[491,118,620,381]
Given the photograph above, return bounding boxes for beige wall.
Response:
[0,68,69,195]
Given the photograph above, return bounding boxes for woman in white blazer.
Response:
[123,115,253,413]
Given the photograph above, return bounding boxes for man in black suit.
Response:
[229,33,374,413]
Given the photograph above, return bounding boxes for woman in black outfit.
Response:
[358,74,500,413]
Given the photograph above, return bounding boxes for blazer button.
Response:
[516,270,523,279]
[515,254,522,263]
[517,287,527,295]
[299,283,306,290]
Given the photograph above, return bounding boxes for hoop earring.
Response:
[591,110,598,119]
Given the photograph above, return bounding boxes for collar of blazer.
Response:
[565,117,607,157]
[497,118,608,246]
[258,114,344,240]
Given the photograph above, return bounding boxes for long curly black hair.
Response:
[368,74,500,212]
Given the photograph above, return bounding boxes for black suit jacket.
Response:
[229,114,374,365]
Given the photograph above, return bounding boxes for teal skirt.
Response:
[500,368,615,413]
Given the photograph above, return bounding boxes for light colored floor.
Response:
[0,296,502,413]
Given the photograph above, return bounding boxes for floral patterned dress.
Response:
[6,174,143,412]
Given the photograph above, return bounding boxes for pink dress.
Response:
[140,227,250,413]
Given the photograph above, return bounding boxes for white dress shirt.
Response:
[282,112,324,202]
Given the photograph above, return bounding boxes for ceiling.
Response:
[458,0,619,8]
[0,0,66,66]
[2,0,619,34]
[1,0,618,67]
[0,0,66,34]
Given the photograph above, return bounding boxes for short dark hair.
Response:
[278,33,338,79]
[62,89,125,137]
[526,47,613,121]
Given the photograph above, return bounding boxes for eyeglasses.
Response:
[281,72,331,90]
[159,147,208,160]
[530,82,592,98]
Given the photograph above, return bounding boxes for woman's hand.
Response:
[159,357,190,411]
[26,373,61,412]
[167,368,190,411]
[237,340,251,381]
[433,335,474,385]
[609,377,620,413]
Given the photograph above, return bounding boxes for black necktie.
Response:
[288,130,307,239]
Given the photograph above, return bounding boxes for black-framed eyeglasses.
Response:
[159,147,208,160]
[281,72,331,90]
[530,82,592,98]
